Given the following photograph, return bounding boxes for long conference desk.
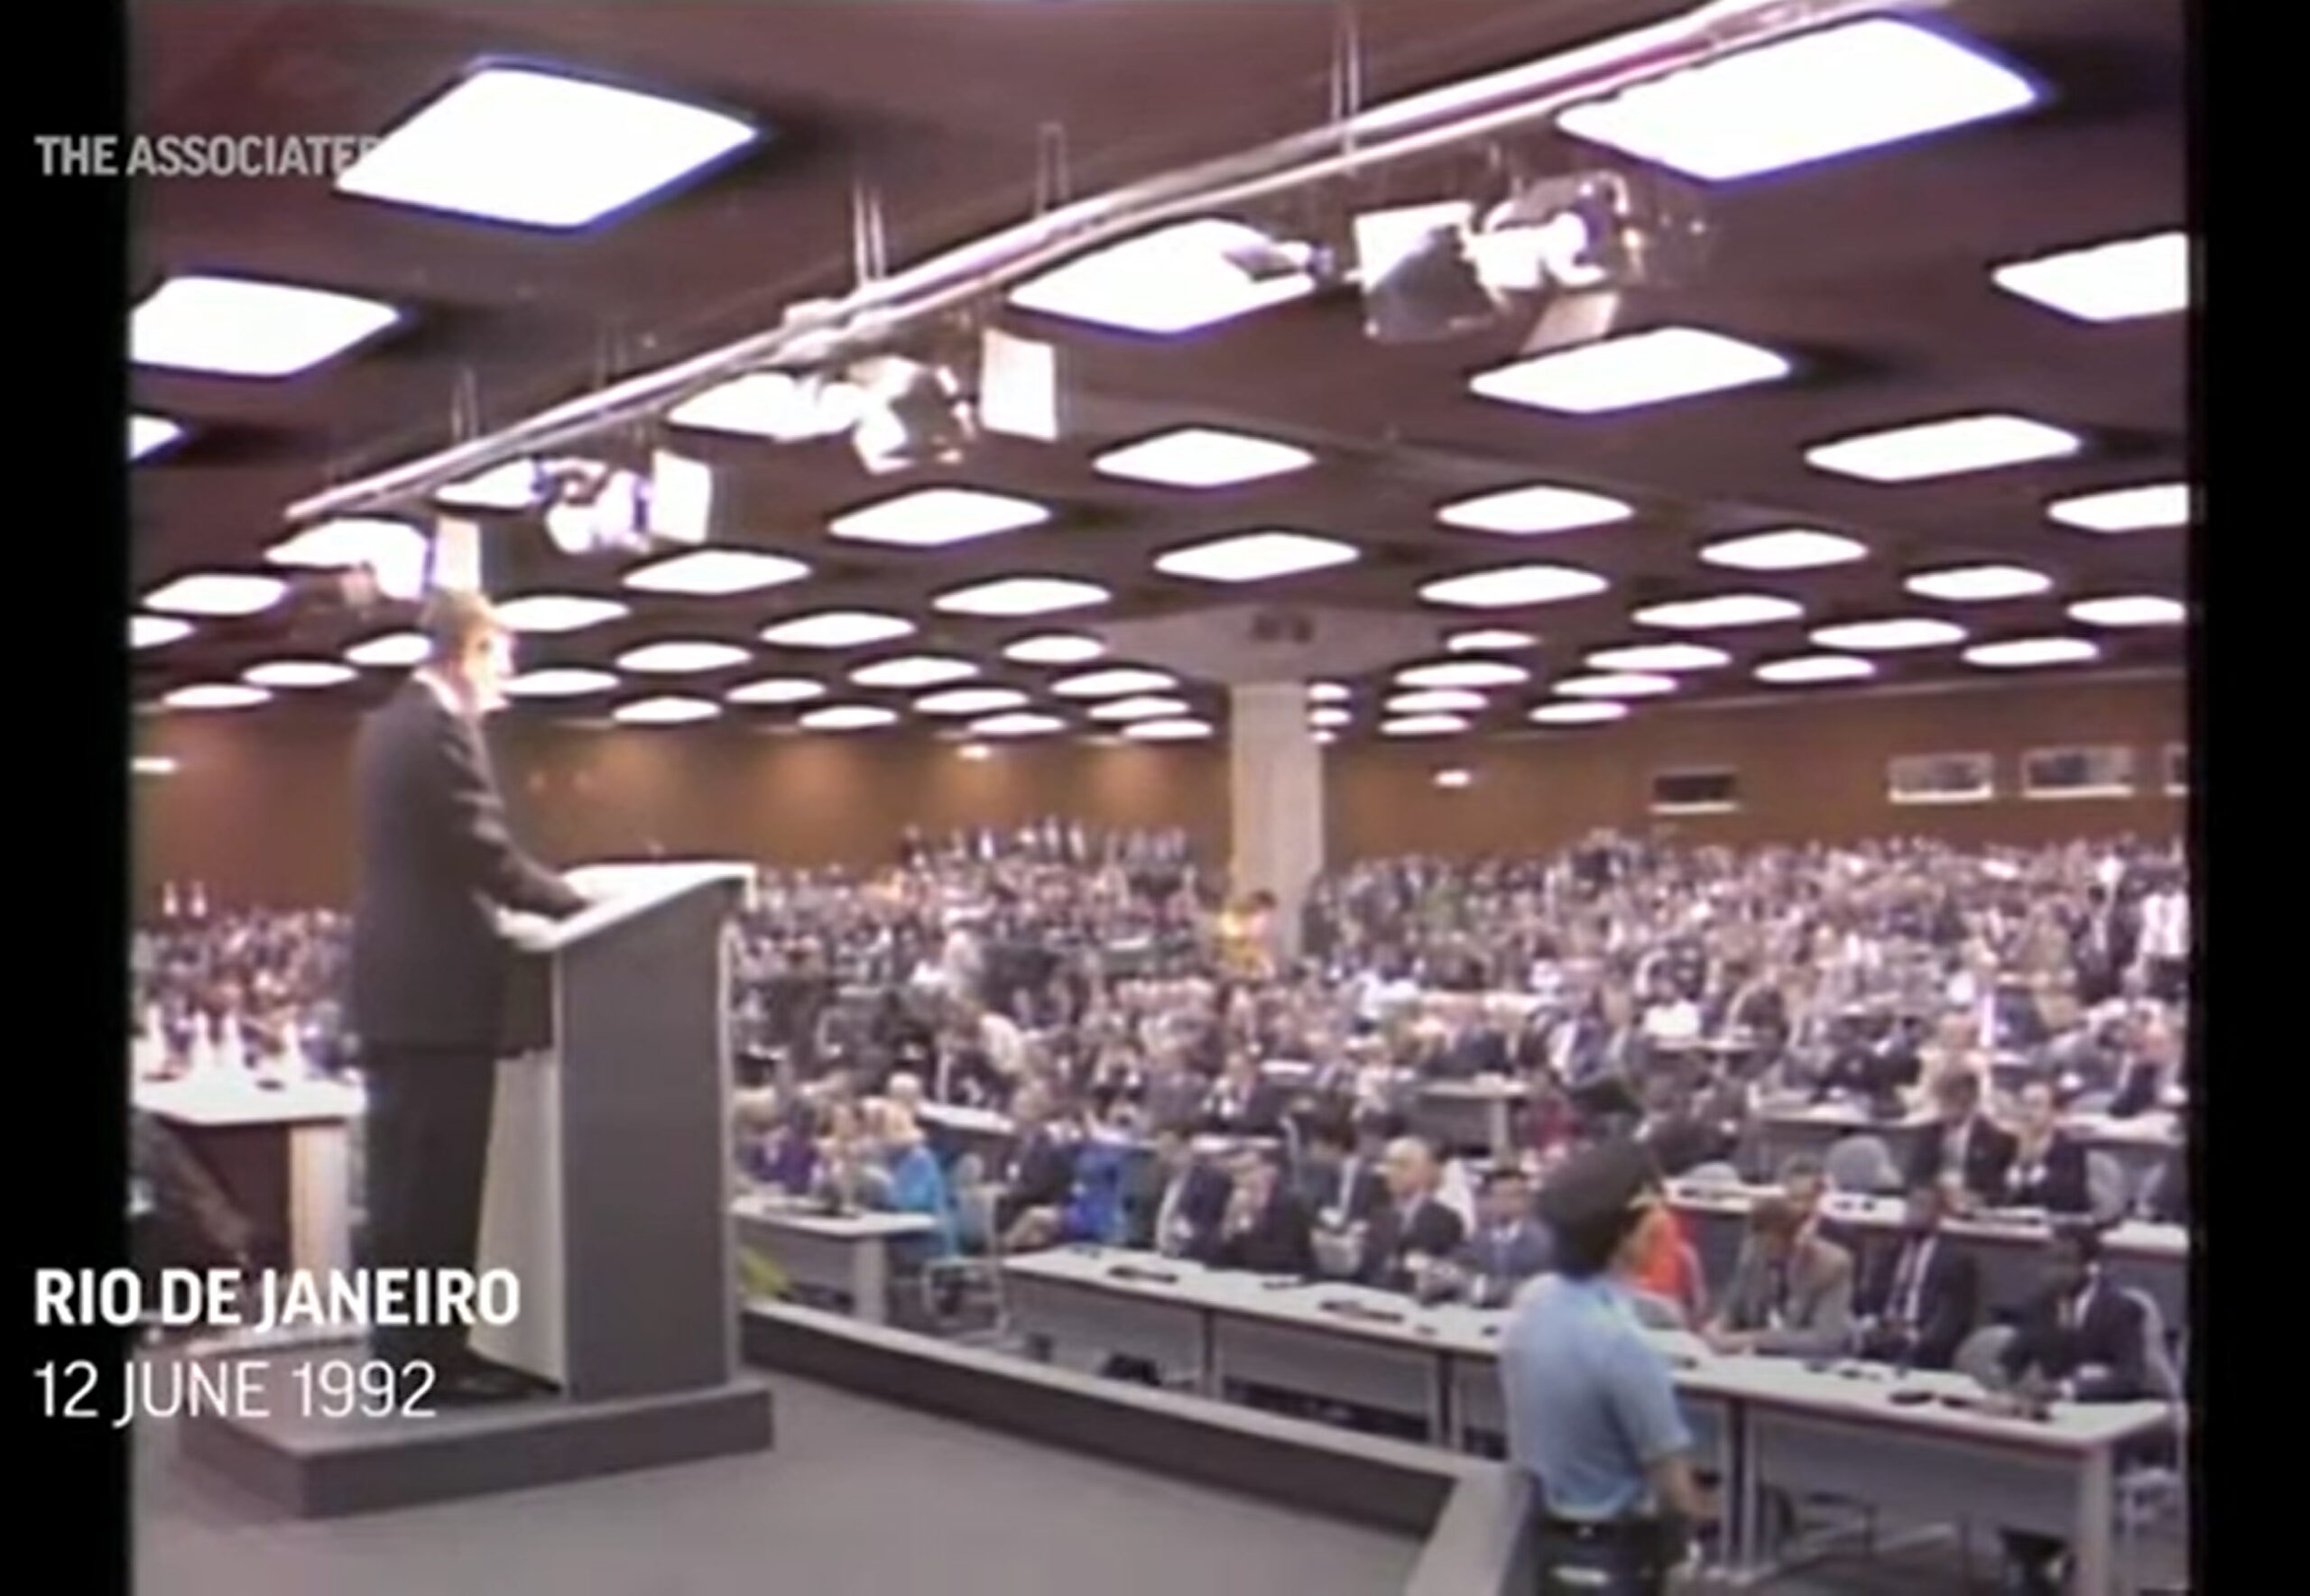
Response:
[1003,1246,2171,1594]
[1757,1102,2184,1190]
[1665,1180,2188,1325]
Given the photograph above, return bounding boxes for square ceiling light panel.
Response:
[436,459,545,511]
[132,276,401,378]
[1806,413,2081,482]
[1471,327,1788,415]
[1555,18,2038,182]
[1153,530,1359,585]
[495,595,629,633]
[1008,218,1319,337]
[1437,484,1633,536]
[132,615,192,649]
[132,415,184,462]
[761,610,917,650]
[345,632,429,667]
[1419,564,1608,610]
[2047,483,2190,534]
[829,487,1049,549]
[1003,632,1104,666]
[266,518,431,603]
[1095,428,1315,489]
[624,548,809,595]
[337,65,759,229]
[143,573,286,617]
[934,577,1109,618]
[1992,231,2189,323]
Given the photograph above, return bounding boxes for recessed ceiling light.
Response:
[1313,729,1338,745]
[241,660,355,689]
[829,486,1050,548]
[761,610,917,649]
[1585,642,1729,672]
[1554,672,1677,698]
[265,517,430,604]
[1810,617,1967,651]
[1008,218,1317,336]
[1469,326,1788,414]
[1755,653,1877,685]
[624,548,809,595]
[164,683,270,711]
[1530,700,1629,725]
[132,415,184,461]
[504,668,618,698]
[143,573,287,617]
[1386,689,1487,715]
[850,654,980,689]
[1095,428,1315,488]
[1381,715,1468,738]
[346,631,428,668]
[132,615,192,650]
[1806,413,2082,482]
[1436,484,1633,535]
[1964,637,2102,669]
[933,576,1109,618]
[799,704,899,732]
[725,677,826,706]
[1904,564,2054,603]
[1003,632,1104,666]
[613,696,720,725]
[1419,563,1609,609]
[1396,659,1530,689]
[336,65,757,229]
[1307,681,1352,704]
[1446,628,1537,652]
[969,713,1066,737]
[1123,717,1215,741]
[1053,668,1177,698]
[2067,595,2185,628]
[915,687,1029,716]
[1153,530,1359,584]
[133,755,179,776]
[1632,593,1802,630]
[615,641,749,673]
[1699,528,1868,572]
[1434,768,1474,789]
[1555,17,2037,181]
[496,594,629,633]
[132,275,401,377]
[1992,231,2188,323]
[1089,696,1191,723]
[2048,483,2190,534]
[435,459,542,511]
[668,372,840,441]
[1310,707,1353,729]
[956,742,993,761]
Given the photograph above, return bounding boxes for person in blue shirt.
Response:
[879,1110,959,1261]
[1499,1139,1714,1594]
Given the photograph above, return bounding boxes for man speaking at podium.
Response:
[349,589,589,1405]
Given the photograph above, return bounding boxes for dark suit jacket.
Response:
[1358,1197,1467,1292]
[348,679,584,1050]
[1202,1079,1288,1137]
[1123,1160,1232,1259]
[1853,1230,1980,1370]
[1215,1191,1317,1276]
[1999,1135,2093,1214]
[1298,1157,1388,1228]
[1904,1115,2019,1202]
[994,1130,1077,1230]
[2000,1279,2153,1402]
[1453,1220,1555,1307]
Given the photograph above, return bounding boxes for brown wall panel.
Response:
[132,674,2183,909]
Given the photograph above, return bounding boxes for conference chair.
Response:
[1823,1134,1899,1195]
[923,1182,1010,1343]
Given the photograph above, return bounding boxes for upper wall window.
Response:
[2021,744,2138,800]
[1888,752,1995,806]
[1650,768,1740,816]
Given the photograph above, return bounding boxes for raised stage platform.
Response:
[177,1351,774,1518]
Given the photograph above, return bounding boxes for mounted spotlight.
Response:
[538,457,651,556]
[849,353,977,475]
[1354,201,1502,345]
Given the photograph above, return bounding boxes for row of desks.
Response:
[1001,1246,2170,1595]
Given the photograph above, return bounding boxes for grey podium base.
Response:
[178,1352,775,1518]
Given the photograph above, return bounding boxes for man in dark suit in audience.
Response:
[1449,1168,1555,1307]
[1297,1116,1388,1232]
[1123,1121,1230,1261]
[1992,1225,2160,1593]
[1213,1149,1315,1276]
[993,1084,1077,1244]
[1852,1179,1980,1370]
[1903,1069,2016,1206]
[1358,1137,1467,1294]
[349,590,590,1404]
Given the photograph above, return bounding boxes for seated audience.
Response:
[1358,1137,1466,1295]
[1705,1195,1854,1358]
[1625,1175,1708,1328]
[1297,1115,1388,1232]
[1850,1179,1980,1370]
[877,1108,958,1260]
[1124,1121,1230,1261]
[993,1084,1078,1250]
[1998,1078,2093,1214]
[1448,1167,1555,1307]
[1213,1149,1316,1276]
[1903,1069,2017,1208]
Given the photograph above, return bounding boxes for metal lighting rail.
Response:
[287,0,1908,526]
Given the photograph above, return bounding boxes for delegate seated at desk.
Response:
[1904,1070,2018,1206]
[1991,1225,2162,1596]
[1124,1121,1230,1261]
[1850,1179,1980,1370]
[1997,1078,2093,1214]
[993,1084,1078,1249]
[1357,1137,1467,1294]
[1212,1149,1315,1276]
[1445,1167,1555,1308]
[1295,1115,1388,1232]
[1703,1195,1853,1358]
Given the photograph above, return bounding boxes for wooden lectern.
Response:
[474,860,753,1400]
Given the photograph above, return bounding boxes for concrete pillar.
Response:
[1229,682,1325,959]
